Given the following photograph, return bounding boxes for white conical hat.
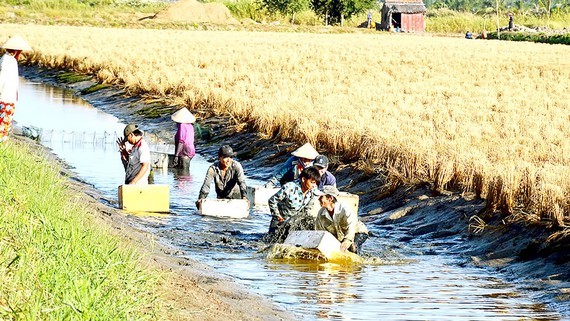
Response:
[291,142,319,160]
[171,108,196,124]
[2,35,32,51]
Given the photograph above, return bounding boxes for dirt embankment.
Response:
[152,0,239,25]
[20,65,570,318]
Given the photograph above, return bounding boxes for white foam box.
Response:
[310,191,360,217]
[284,230,341,260]
[198,199,249,218]
[246,186,280,206]
[118,184,170,213]
[149,151,170,169]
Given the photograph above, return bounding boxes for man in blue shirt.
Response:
[265,143,319,187]
[314,155,336,189]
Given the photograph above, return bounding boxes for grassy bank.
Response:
[0,139,162,319]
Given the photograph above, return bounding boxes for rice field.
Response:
[2,24,569,225]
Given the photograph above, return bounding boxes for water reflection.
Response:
[14,77,563,321]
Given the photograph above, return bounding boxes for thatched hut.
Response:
[378,0,426,33]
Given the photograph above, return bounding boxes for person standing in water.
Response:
[117,124,151,185]
[0,35,32,142]
[171,107,196,171]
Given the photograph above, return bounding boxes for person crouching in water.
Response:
[315,185,369,255]
[196,145,248,209]
[265,142,319,188]
[267,166,321,240]
[117,124,151,185]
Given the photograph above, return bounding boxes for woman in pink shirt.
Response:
[171,108,196,171]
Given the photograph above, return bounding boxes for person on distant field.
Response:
[313,155,336,189]
[0,35,32,142]
[265,142,319,188]
[117,124,151,185]
[196,145,248,209]
[267,166,321,235]
[465,31,473,39]
[171,107,196,171]
[367,10,373,29]
[508,13,514,31]
[314,185,369,255]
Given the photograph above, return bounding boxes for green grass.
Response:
[488,31,570,44]
[80,83,110,95]
[0,140,162,320]
[426,9,570,34]
[56,72,91,83]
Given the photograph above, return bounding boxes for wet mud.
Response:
[19,65,570,318]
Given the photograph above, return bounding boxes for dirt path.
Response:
[19,65,570,318]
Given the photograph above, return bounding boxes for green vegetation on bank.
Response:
[0,140,162,319]
[487,30,570,43]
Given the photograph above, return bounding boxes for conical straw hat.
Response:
[171,108,196,124]
[291,143,319,160]
[2,35,32,51]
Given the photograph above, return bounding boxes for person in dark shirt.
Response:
[196,145,248,209]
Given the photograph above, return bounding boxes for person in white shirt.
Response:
[314,185,369,254]
[0,35,32,142]
[117,124,151,185]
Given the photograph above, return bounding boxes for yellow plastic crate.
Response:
[118,184,170,213]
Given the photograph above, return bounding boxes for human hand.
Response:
[195,199,202,210]
[173,156,180,167]
[117,137,128,160]
[340,240,351,252]
[243,196,250,208]
[277,216,284,223]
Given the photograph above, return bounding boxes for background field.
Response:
[2,24,569,225]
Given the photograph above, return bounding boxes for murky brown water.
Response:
[14,78,564,320]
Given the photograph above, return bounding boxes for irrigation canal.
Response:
[13,77,564,320]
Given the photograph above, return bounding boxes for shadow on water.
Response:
[14,78,563,320]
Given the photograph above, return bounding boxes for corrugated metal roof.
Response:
[383,2,426,13]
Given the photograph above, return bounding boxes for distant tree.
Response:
[260,0,310,23]
[312,0,376,25]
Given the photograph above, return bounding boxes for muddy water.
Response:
[14,78,563,320]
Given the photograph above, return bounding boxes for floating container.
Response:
[282,230,362,262]
[198,199,250,218]
[310,191,359,217]
[149,151,174,169]
[118,184,170,213]
[246,186,279,206]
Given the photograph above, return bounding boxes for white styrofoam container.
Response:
[198,198,250,218]
[283,230,341,259]
[246,186,280,206]
[149,151,170,169]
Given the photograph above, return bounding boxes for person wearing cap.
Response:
[0,35,32,142]
[117,124,151,185]
[265,142,319,188]
[196,145,248,208]
[314,185,369,255]
[171,107,196,170]
[313,155,336,189]
[267,166,321,235]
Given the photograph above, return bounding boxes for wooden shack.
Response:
[379,0,426,33]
